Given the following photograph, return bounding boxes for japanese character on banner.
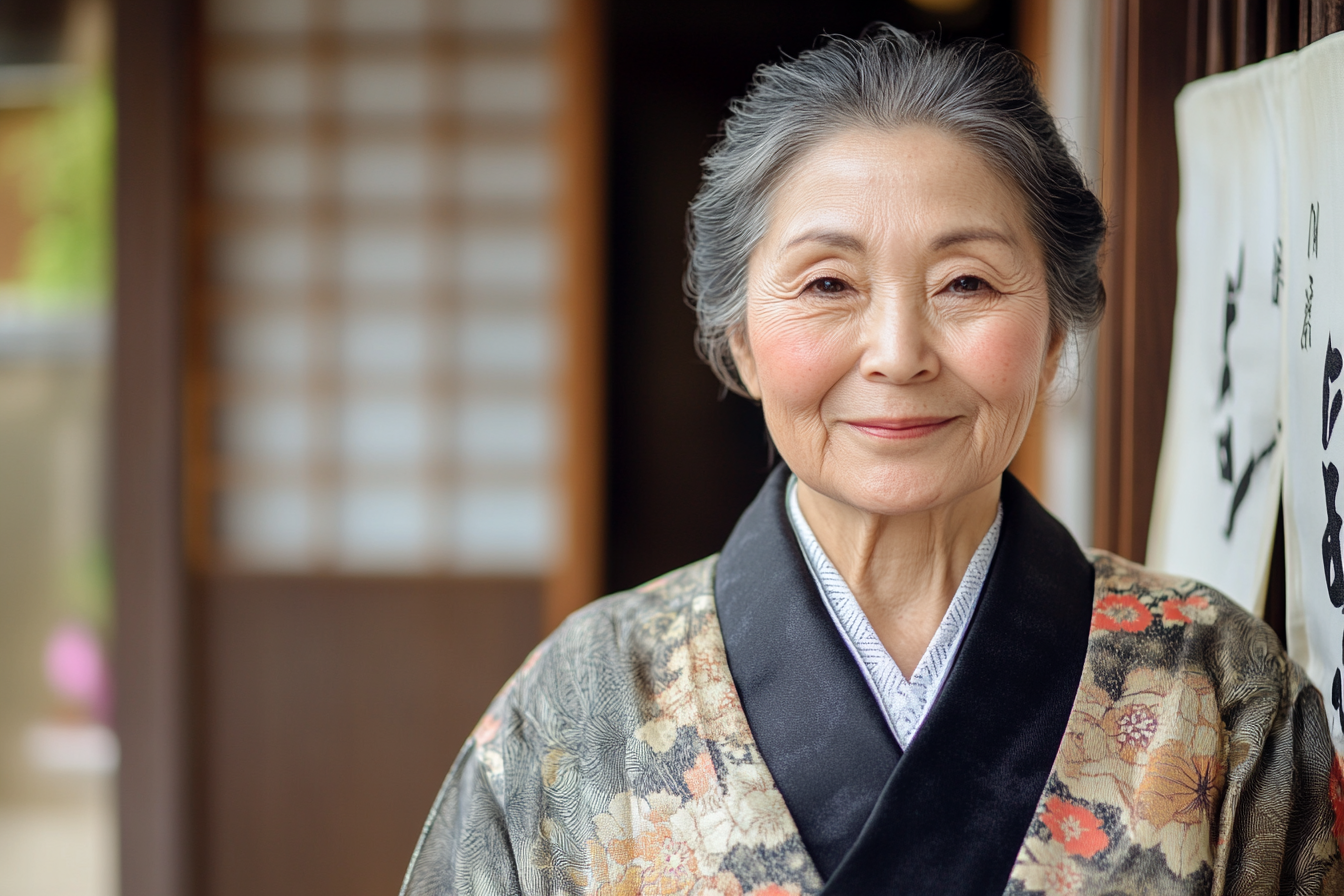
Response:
[1213,247,1278,539]
[1311,206,1344,731]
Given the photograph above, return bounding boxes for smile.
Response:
[844,417,956,440]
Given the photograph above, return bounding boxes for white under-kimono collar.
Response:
[785,474,1003,749]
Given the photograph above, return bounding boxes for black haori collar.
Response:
[714,464,1095,893]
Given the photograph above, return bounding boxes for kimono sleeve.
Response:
[1220,661,1344,894]
[399,732,524,896]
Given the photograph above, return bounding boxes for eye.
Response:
[803,276,851,296]
[947,275,993,295]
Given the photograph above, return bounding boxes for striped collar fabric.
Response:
[784,474,1002,749]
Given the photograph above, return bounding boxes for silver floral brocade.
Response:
[401,552,1344,896]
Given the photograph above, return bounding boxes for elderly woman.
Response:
[402,26,1342,896]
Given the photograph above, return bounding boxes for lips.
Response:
[844,417,955,439]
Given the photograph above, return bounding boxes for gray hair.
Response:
[686,24,1107,396]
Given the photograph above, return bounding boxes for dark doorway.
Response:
[603,0,1018,592]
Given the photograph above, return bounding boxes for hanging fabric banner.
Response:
[1282,33,1344,750]
[1151,29,1344,747]
[1148,59,1285,616]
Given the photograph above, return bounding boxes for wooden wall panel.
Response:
[1266,0,1299,57]
[1235,0,1269,66]
[1311,0,1344,40]
[201,577,540,896]
[1208,0,1232,72]
[1094,0,1190,561]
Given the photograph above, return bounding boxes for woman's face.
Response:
[733,126,1060,517]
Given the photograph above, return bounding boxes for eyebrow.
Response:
[780,226,1018,256]
[780,229,866,254]
[929,228,1016,252]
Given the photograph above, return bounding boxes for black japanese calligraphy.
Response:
[1225,434,1277,538]
[1213,246,1273,540]
[1273,238,1284,306]
[1303,275,1314,350]
[1218,420,1235,483]
[1219,247,1244,405]
[1310,211,1341,727]
[1323,462,1344,608]
[1309,201,1320,258]
[1335,627,1344,734]
[1334,661,1343,731]
[1324,335,1341,450]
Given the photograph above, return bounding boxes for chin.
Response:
[821,459,982,517]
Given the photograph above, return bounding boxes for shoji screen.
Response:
[201,0,585,580]
[165,1,602,892]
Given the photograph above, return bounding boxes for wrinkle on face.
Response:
[731,125,1059,676]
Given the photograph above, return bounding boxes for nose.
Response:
[857,288,938,384]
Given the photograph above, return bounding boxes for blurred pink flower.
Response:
[44,623,108,721]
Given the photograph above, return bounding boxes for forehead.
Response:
[764,125,1033,245]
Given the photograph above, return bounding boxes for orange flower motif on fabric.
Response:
[1041,797,1109,858]
[597,866,642,896]
[1042,861,1083,894]
[589,792,714,896]
[633,826,699,894]
[653,595,749,744]
[1329,753,1344,853]
[1058,667,1175,795]
[590,835,641,896]
[1134,740,1224,876]
[1158,595,1214,626]
[1136,742,1222,829]
[697,873,746,896]
[685,751,718,799]
[748,886,800,896]
[1092,594,1153,633]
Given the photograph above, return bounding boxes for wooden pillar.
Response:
[1094,0,1189,561]
[547,0,609,630]
[111,0,194,893]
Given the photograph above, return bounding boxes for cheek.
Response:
[747,313,853,405]
[953,310,1051,403]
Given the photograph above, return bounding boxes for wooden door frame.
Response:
[111,0,196,893]
[549,0,608,630]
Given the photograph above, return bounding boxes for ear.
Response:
[1038,326,1067,395]
[729,327,762,400]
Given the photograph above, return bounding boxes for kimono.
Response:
[402,466,1344,896]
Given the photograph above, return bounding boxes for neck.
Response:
[795,475,1001,677]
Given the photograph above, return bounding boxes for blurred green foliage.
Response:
[60,542,112,634]
[7,76,113,309]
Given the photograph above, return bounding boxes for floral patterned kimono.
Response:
[401,467,1344,896]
